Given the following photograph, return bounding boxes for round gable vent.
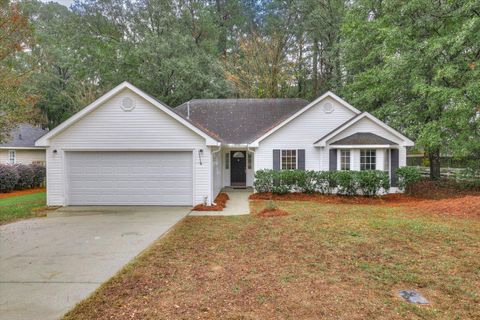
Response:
[121,97,135,111]
[323,102,334,113]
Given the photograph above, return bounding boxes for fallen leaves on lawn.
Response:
[256,207,289,217]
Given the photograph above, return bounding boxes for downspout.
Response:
[210,144,222,205]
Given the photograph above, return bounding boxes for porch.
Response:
[212,148,256,193]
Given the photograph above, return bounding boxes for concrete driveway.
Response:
[0,206,189,320]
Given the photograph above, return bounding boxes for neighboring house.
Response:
[36,82,414,207]
[0,124,48,166]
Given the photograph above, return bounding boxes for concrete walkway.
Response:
[0,206,189,320]
[189,188,252,216]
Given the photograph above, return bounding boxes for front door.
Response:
[230,151,246,186]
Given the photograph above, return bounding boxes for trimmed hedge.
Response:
[254,169,390,196]
[0,163,46,192]
[14,164,34,190]
[0,164,19,193]
[30,164,47,188]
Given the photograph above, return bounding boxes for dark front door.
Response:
[230,151,246,186]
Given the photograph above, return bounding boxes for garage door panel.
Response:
[67,151,193,205]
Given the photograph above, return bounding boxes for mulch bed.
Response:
[249,182,480,218]
[256,207,289,217]
[0,188,46,199]
[192,193,230,211]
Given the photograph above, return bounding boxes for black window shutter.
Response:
[297,149,305,170]
[329,149,337,171]
[390,149,399,187]
[273,149,280,170]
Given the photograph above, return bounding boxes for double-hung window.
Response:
[281,150,297,170]
[360,149,376,170]
[340,150,351,170]
[8,150,16,164]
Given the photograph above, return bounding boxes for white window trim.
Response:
[339,149,351,171]
[280,149,298,170]
[360,149,377,170]
[8,150,16,164]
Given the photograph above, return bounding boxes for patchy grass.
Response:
[0,192,46,225]
[63,201,480,320]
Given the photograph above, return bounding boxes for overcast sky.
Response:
[41,0,75,7]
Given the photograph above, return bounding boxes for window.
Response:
[247,152,253,169]
[281,150,297,170]
[225,153,230,169]
[360,149,376,170]
[340,150,351,170]
[8,150,16,164]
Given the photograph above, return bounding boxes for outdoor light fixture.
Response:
[198,149,203,165]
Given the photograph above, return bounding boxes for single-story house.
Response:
[1,124,48,165]
[35,82,414,206]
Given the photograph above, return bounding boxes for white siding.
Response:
[255,97,357,171]
[0,149,46,165]
[45,88,211,206]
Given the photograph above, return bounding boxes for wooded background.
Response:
[1,0,479,178]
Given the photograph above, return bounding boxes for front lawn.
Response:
[0,192,46,225]
[64,200,480,319]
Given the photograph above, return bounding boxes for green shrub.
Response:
[0,164,19,193]
[296,170,316,193]
[14,164,34,190]
[316,171,338,194]
[336,171,358,196]
[396,167,422,193]
[253,169,275,193]
[29,164,46,188]
[356,170,390,196]
[272,170,297,194]
[265,200,278,211]
[254,169,390,196]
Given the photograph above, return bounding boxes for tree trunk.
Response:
[311,38,319,98]
[297,35,304,95]
[428,149,441,180]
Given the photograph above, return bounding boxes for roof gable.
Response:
[249,91,362,146]
[314,112,414,147]
[36,82,220,147]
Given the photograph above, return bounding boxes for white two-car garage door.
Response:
[66,151,193,205]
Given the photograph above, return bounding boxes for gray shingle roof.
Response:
[175,99,309,144]
[0,124,49,148]
[331,132,397,145]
